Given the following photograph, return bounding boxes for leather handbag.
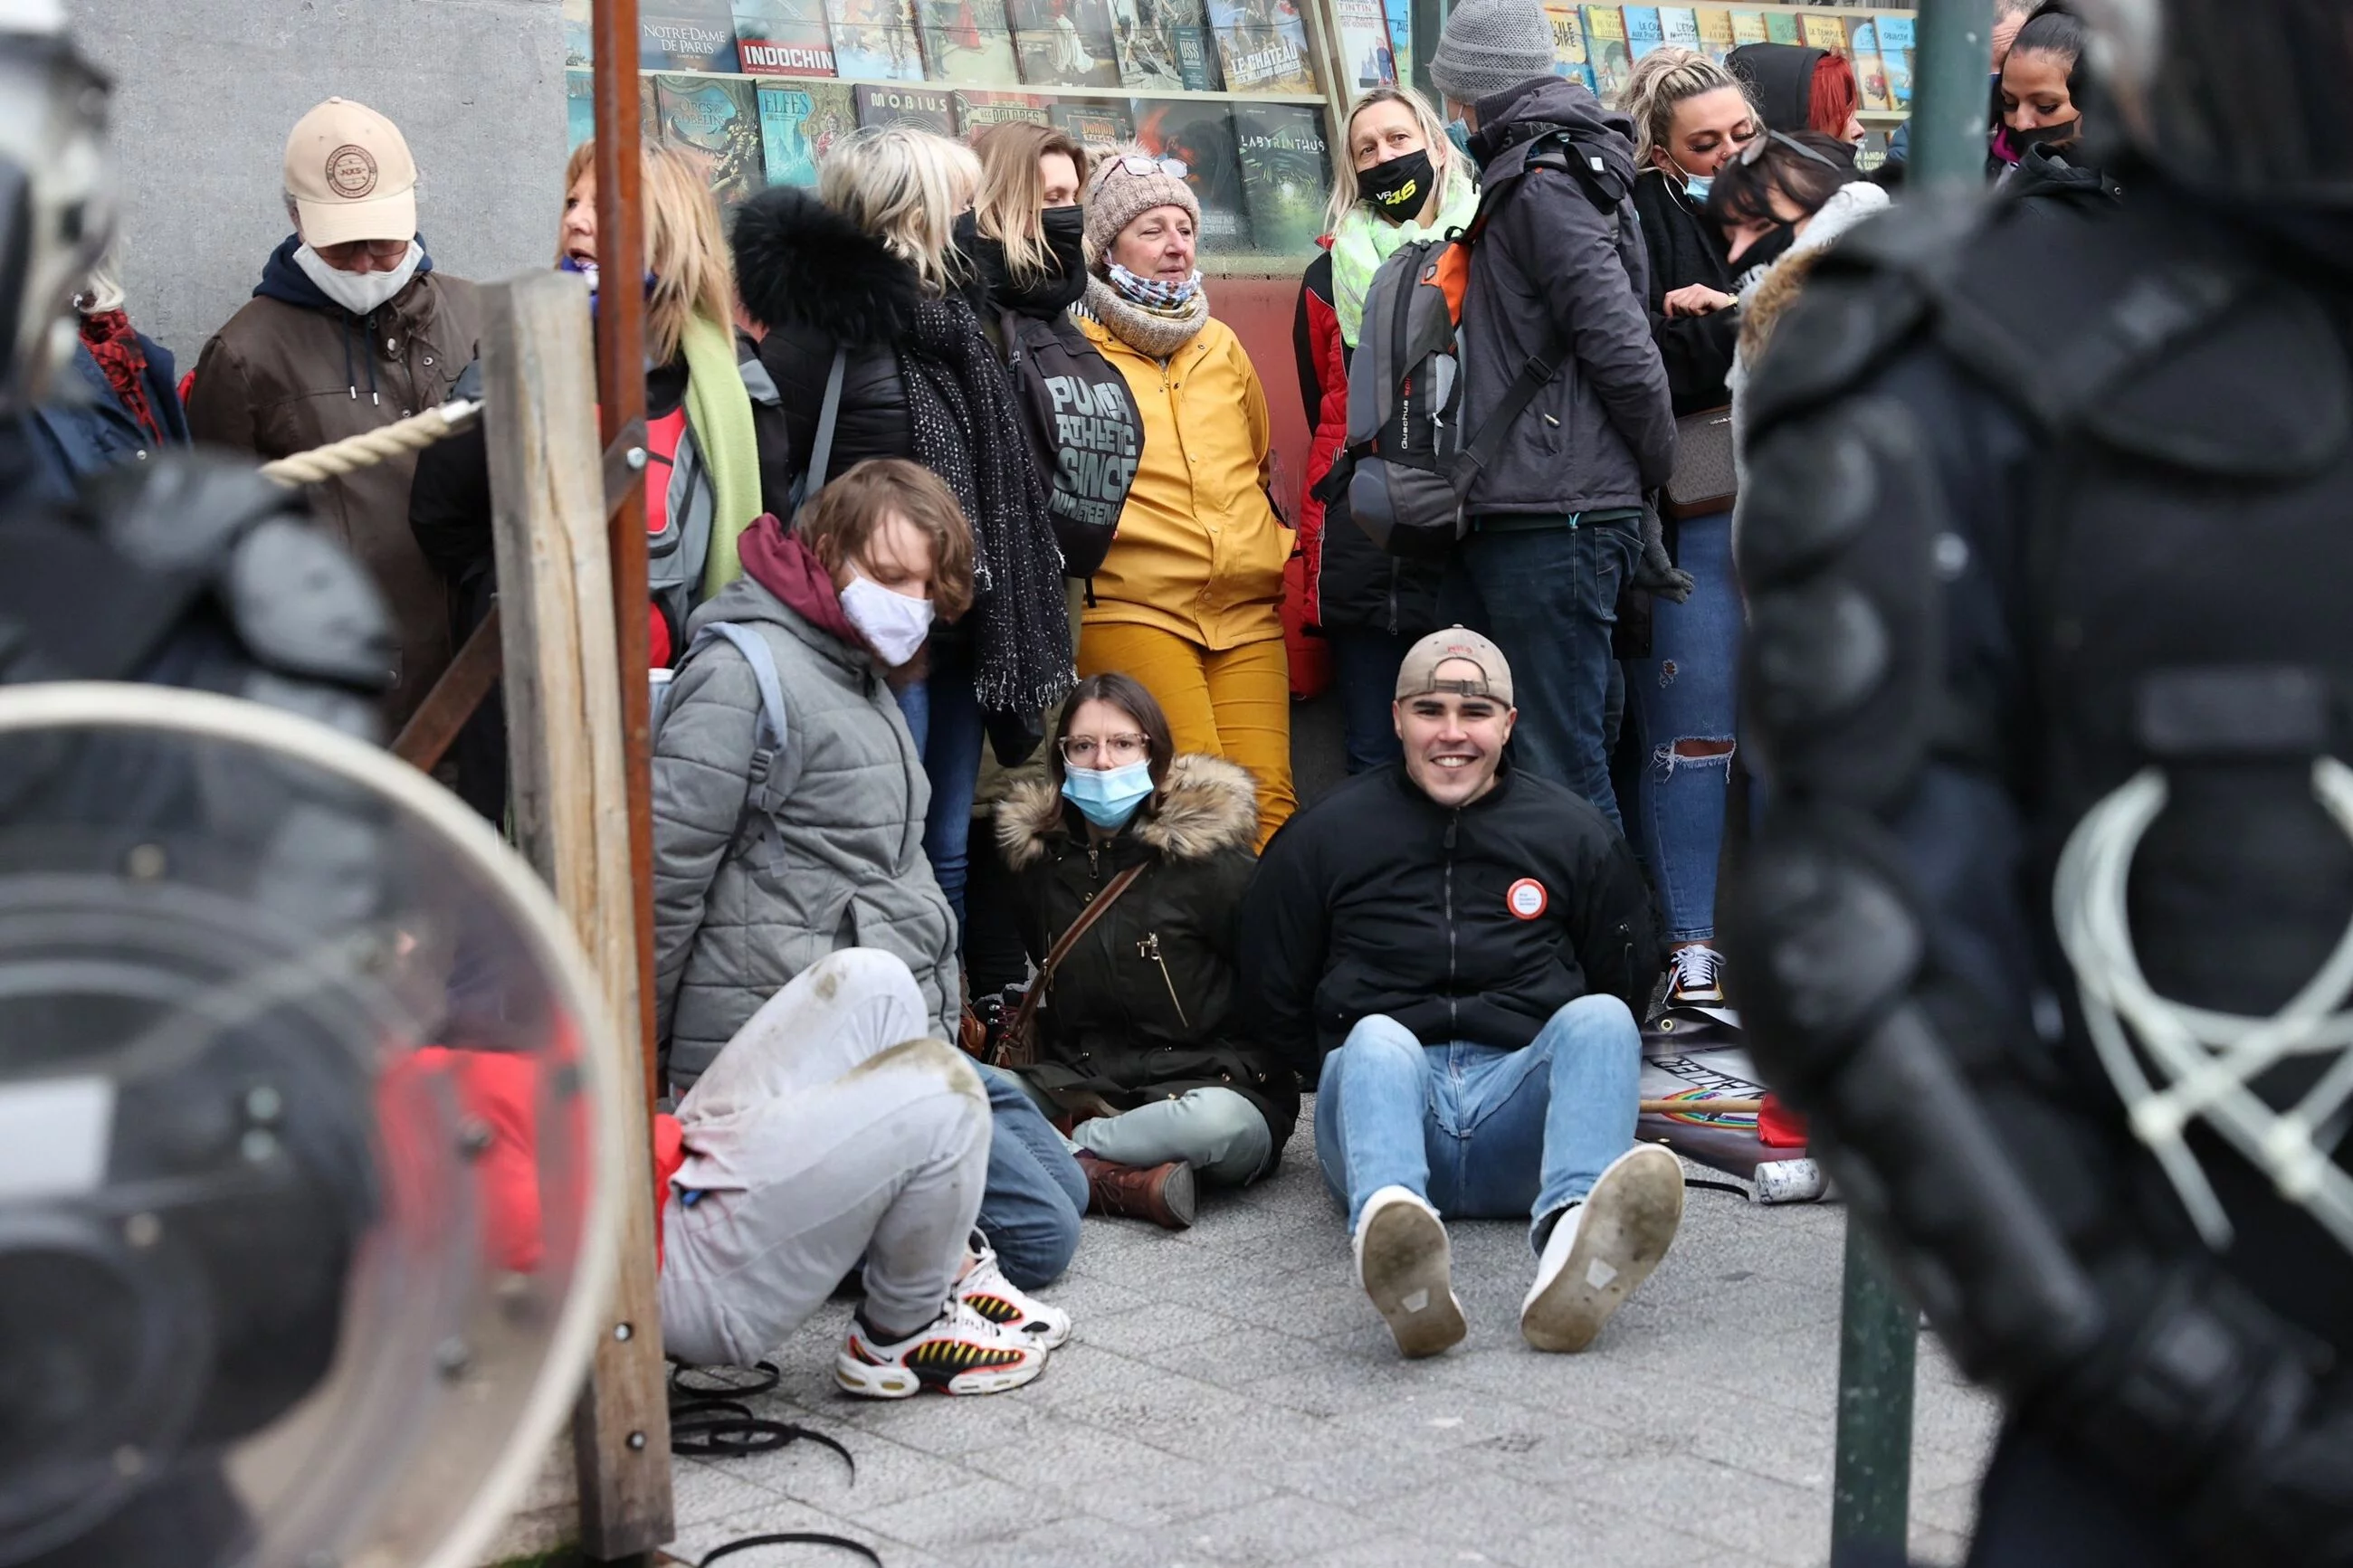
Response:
[1664,404,1738,518]
[991,862,1148,1069]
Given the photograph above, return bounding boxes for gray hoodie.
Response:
[1459,77,1678,518]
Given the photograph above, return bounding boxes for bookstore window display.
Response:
[558,3,1917,261]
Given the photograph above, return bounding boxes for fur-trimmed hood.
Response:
[731,184,926,347]
[996,753,1259,870]
[1737,181,1891,370]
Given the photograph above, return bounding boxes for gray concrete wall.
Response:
[73,0,568,364]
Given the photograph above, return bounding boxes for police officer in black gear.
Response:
[1722,1,2353,1562]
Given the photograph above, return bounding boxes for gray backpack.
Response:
[654,622,793,832]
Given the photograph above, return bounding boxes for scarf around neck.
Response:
[680,312,763,599]
[738,518,862,651]
[77,310,163,445]
[1080,271,1211,361]
[1329,166,1481,347]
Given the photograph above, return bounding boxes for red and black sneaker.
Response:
[834,1298,1045,1399]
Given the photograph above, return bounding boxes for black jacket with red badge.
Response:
[1293,249,1443,637]
[1239,758,1662,1067]
[997,753,1300,1163]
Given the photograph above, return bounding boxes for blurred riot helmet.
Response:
[0,0,109,416]
[2073,0,2353,204]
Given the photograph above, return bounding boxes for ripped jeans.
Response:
[1625,510,1739,944]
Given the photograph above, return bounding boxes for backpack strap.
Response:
[805,345,848,498]
[681,621,793,823]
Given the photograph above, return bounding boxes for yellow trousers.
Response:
[1077,622,1296,849]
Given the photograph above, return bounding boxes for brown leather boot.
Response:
[1075,1152,1196,1231]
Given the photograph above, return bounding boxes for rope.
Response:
[255,396,481,487]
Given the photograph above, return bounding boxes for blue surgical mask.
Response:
[1061,759,1155,831]
[1665,155,1712,203]
[1444,118,1471,156]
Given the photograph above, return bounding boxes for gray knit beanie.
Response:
[1427,0,1556,109]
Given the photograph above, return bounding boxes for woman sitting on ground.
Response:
[995,673,1300,1230]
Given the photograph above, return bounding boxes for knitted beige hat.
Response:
[1082,143,1201,261]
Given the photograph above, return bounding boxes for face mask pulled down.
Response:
[293,241,423,317]
[839,572,934,669]
[1062,758,1155,830]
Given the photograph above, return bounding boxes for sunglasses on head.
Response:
[1738,128,1844,171]
[1111,153,1189,181]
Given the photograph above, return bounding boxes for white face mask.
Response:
[838,570,934,668]
[292,241,423,317]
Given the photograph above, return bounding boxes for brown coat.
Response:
[186,263,482,727]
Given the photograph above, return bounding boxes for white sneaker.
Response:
[1520,1144,1685,1354]
[957,1231,1072,1352]
[1353,1185,1467,1359]
[1666,943,1726,1006]
[834,1297,1046,1399]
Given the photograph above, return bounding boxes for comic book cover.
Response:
[735,0,840,73]
[1622,6,1661,61]
[655,74,764,204]
[1583,7,1630,103]
[1049,97,1136,147]
[1131,98,1253,251]
[567,68,596,150]
[1845,18,1892,111]
[1207,0,1318,95]
[1332,0,1396,89]
[854,83,958,131]
[1544,0,1595,92]
[825,0,927,79]
[643,0,741,69]
[1384,0,1412,87]
[1659,7,1700,52]
[1763,12,1799,44]
[1119,0,1225,91]
[1798,14,1844,52]
[563,0,595,65]
[757,81,855,185]
[1874,14,1914,107]
[1694,7,1733,63]
[1007,0,1123,85]
[1728,9,1767,46]
[955,90,1053,134]
[1234,101,1328,254]
[917,0,1022,84]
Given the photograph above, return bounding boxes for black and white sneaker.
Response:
[957,1231,1072,1351]
[835,1298,1045,1399]
[1666,943,1726,1007]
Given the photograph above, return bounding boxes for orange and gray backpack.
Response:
[1313,127,1628,559]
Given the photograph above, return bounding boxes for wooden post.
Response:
[481,270,674,1561]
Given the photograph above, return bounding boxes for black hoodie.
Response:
[1726,43,1825,136]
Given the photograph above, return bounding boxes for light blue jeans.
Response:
[1624,510,1740,942]
[1314,994,1643,1252]
[972,1060,1087,1288]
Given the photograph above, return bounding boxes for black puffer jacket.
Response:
[732,185,919,511]
[2004,142,2122,227]
[1240,759,1662,1066]
[996,753,1300,1162]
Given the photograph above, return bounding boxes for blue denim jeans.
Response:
[893,645,986,929]
[1314,994,1643,1251]
[1326,624,1410,774]
[1624,510,1740,942]
[972,1060,1086,1288]
[1443,513,1639,830]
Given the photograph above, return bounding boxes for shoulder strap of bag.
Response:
[805,345,848,498]
[1001,860,1148,1053]
[681,621,791,818]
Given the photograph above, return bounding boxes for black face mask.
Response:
[1041,203,1087,275]
[1357,150,1435,224]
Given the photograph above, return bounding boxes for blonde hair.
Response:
[1325,84,1459,233]
[1619,46,1755,172]
[819,126,982,299]
[971,122,1091,290]
[560,140,736,366]
[77,240,125,315]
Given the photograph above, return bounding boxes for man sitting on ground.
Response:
[1240,628,1683,1358]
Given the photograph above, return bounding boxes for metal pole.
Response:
[591,0,659,1117]
[1824,13,1993,1550]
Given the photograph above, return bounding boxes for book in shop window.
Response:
[1764,13,1800,45]
[1132,98,1253,252]
[1694,6,1734,65]
[1582,7,1631,105]
[1331,0,1398,92]
[1383,0,1412,93]
[1622,6,1662,62]
[1006,0,1126,88]
[1845,17,1893,112]
[644,0,744,69]
[1234,101,1329,256]
[956,90,1053,134]
[824,0,927,80]
[1658,6,1700,52]
[1104,0,1219,90]
[1873,14,1914,109]
[757,80,856,185]
[1049,97,1136,147]
[1206,0,1319,96]
[914,0,1023,85]
[1728,9,1767,47]
[735,0,841,72]
[1544,0,1596,93]
[654,73,766,204]
[854,82,959,132]
[1797,13,1844,52]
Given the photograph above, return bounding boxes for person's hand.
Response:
[1663,283,1739,318]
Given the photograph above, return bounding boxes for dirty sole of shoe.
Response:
[1521,1149,1684,1354]
[1358,1202,1465,1359]
[834,1351,1044,1399]
[1156,1161,1198,1229]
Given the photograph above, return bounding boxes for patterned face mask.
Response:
[1106,261,1202,309]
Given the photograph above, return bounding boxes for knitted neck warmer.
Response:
[1328,166,1481,347]
[1106,261,1201,308]
[1081,270,1210,360]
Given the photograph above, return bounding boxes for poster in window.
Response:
[1332,0,1396,90]
[1234,101,1329,255]
[1008,0,1124,86]
[1544,1,1595,94]
[917,0,1023,84]
[854,82,958,132]
[1207,0,1318,94]
[1132,98,1253,251]
[1582,8,1630,104]
[956,90,1054,133]
[825,0,928,79]
[1049,96,1137,147]
[1845,18,1893,112]
[736,0,840,74]
[1111,0,1222,90]
[643,0,742,69]
[655,74,764,205]
[1874,14,1914,107]
[757,81,856,185]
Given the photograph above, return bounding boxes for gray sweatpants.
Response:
[658,950,991,1368]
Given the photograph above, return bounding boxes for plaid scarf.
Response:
[78,309,163,446]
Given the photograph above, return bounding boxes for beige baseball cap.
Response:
[283,98,417,247]
[1396,626,1514,707]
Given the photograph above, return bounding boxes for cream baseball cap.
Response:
[1396,626,1515,707]
[283,97,417,247]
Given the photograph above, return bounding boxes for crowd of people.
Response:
[62,0,2115,1399]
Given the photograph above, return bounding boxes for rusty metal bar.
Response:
[389,605,503,773]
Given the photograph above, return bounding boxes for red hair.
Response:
[1808,52,1859,139]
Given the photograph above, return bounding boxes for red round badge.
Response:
[1506,878,1548,920]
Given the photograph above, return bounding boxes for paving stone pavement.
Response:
[665,1111,2001,1568]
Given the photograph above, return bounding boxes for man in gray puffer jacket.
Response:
[652,460,1088,1295]
[1429,0,1677,831]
